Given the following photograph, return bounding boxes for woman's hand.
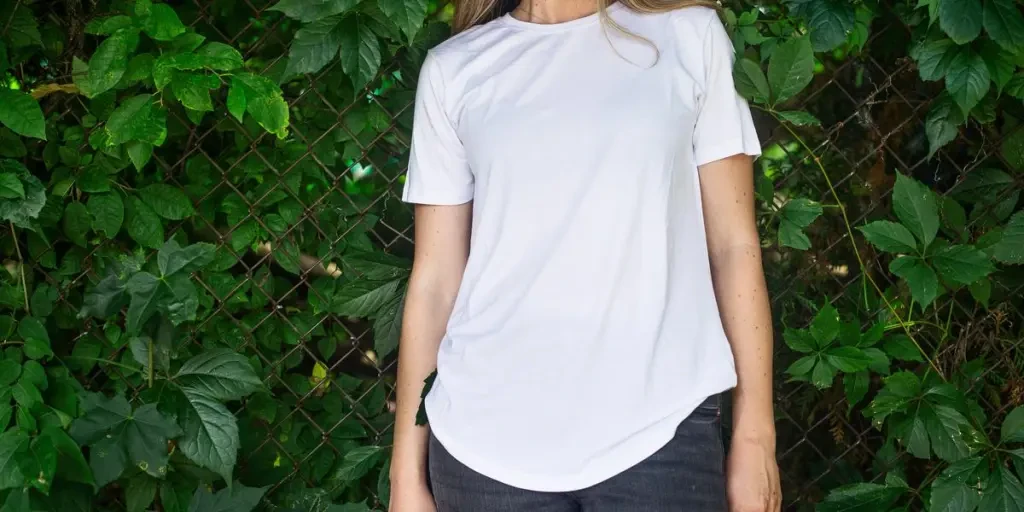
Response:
[726,434,781,512]
[388,479,437,512]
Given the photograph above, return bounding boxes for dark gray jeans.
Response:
[428,394,727,511]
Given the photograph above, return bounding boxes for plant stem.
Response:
[772,112,946,380]
[10,222,30,315]
[148,338,154,388]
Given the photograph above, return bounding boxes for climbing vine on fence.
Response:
[0,0,1023,511]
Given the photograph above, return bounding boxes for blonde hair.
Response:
[452,0,720,33]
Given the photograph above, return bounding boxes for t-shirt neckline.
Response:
[499,2,625,31]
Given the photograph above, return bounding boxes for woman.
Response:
[389,0,780,509]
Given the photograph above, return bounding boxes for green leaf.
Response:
[186,482,268,512]
[175,349,262,401]
[88,192,124,238]
[126,272,164,334]
[83,436,124,488]
[953,168,1014,203]
[0,429,28,490]
[373,295,404,358]
[790,0,857,52]
[233,73,289,138]
[342,251,411,280]
[938,0,983,44]
[931,244,994,285]
[158,240,216,276]
[170,71,220,112]
[890,255,939,308]
[1008,72,1024,98]
[0,173,24,199]
[844,371,870,408]
[19,316,52,360]
[810,304,840,347]
[79,274,128,320]
[925,94,965,156]
[1,488,30,512]
[893,173,940,248]
[126,475,159,512]
[226,80,246,122]
[810,358,838,389]
[75,30,135,98]
[141,4,186,41]
[779,219,812,249]
[978,464,1024,511]
[0,89,45,140]
[983,0,1024,51]
[337,16,382,89]
[783,328,817,353]
[269,0,360,22]
[767,36,814,104]
[126,196,164,249]
[818,481,907,512]
[283,16,345,77]
[105,95,167,146]
[825,346,873,372]
[162,274,199,325]
[945,49,990,115]
[0,3,40,48]
[883,335,925,362]
[980,40,1015,94]
[993,211,1024,264]
[86,15,133,35]
[0,360,18,386]
[775,110,821,126]
[171,33,207,52]
[911,35,959,81]
[379,0,427,44]
[333,279,403,318]
[12,378,43,408]
[859,220,918,253]
[785,355,817,381]
[930,457,986,512]
[921,402,973,461]
[129,336,169,375]
[331,446,383,483]
[733,58,770,105]
[69,395,182,484]
[177,388,240,484]
[61,201,90,246]
[126,141,154,171]
[194,42,244,71]
[139,184,194,220]
[1003,406,1024,444]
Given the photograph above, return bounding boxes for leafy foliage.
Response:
[0,0,1022,511]
[0,0,429,509]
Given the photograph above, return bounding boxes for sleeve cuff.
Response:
[401,183,474,205]
[694,138,762,167]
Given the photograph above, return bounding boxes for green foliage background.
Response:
[0,0,1022,510]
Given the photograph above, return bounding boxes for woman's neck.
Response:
[511,0,605,24]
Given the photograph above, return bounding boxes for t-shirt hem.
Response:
[425,371,738,493]
[695,138,762,167]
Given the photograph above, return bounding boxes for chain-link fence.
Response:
[3,0,1023,510]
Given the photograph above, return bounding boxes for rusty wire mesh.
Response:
[7,0,1024,510]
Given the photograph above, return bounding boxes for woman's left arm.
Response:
[698,154,781,512]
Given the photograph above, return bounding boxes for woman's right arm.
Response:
[390,202,472,509]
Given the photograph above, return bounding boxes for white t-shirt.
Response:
[402,4,761,492]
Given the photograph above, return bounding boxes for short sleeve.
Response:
[692,14,761,167]
[402,51,474,205]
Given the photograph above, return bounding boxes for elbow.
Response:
[407,265,463,310]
